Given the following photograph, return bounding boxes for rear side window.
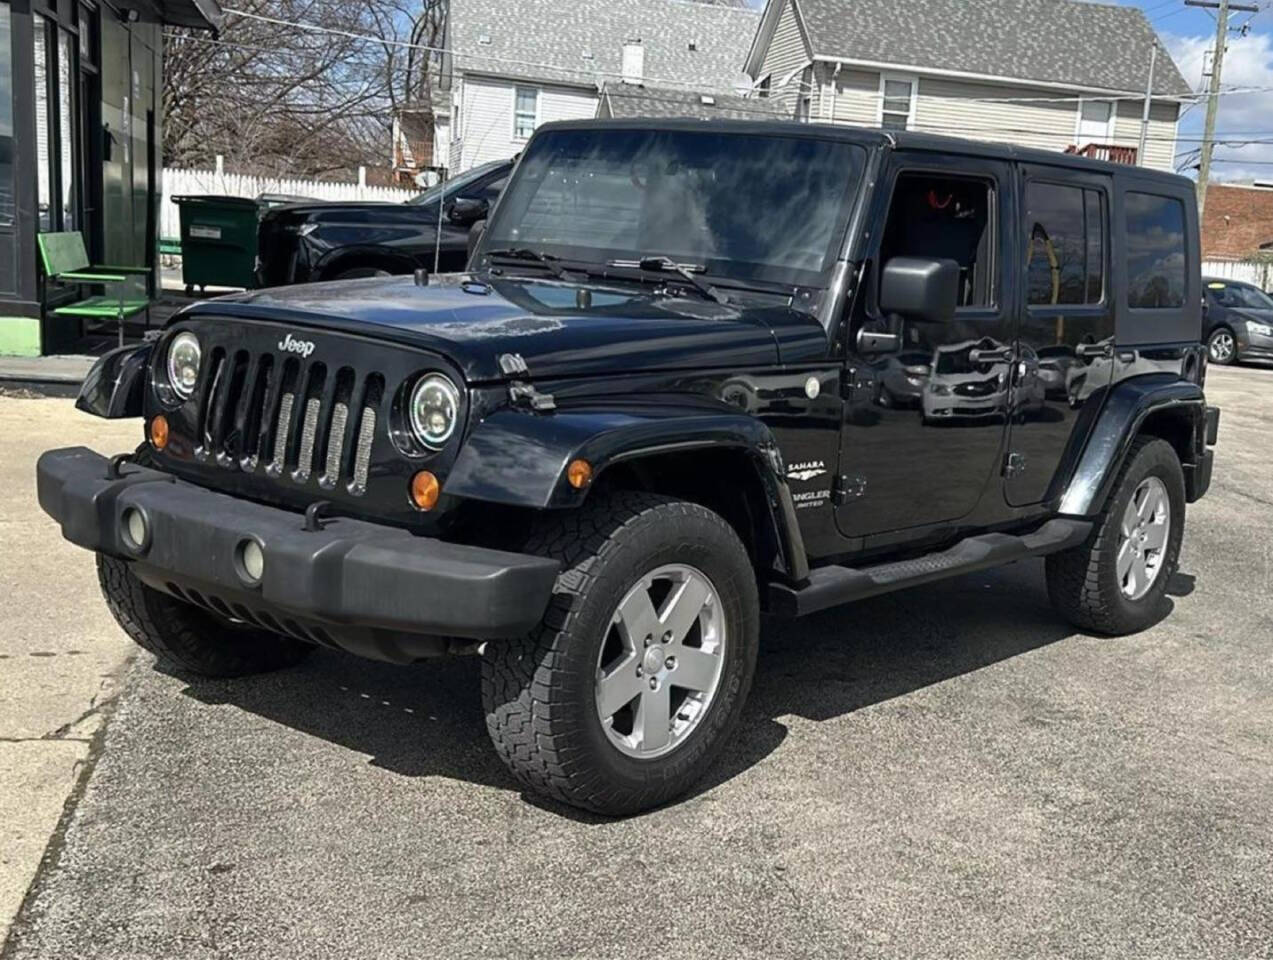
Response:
[1025,182,1106,306]
[1126,192,1187,309]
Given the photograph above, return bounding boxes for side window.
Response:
[480,176,508,203]
[1126,192,1187,309]
[1025,182,1106,306]
[878,173,997,308]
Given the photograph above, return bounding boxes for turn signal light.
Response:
[410,470,441,511]
[567,459,593,489]
[149,415,169,450]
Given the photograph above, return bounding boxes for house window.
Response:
[34,17,53,231]
[622,41,644,84]
[1076,100,1113,145]
[1125,192,1187,309]
[513,86,538,140]
[1026,182,1106,306]
[879,74,916,131]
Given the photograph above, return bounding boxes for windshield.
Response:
[482,127,865,287]
[408,160,504,206]
[1208,282,1273,310]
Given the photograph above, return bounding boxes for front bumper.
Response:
[37,448,560,661]
[1236,325,1273,361]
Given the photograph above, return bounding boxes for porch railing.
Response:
[1065,143,1138,166]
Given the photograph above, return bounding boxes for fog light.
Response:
[121,508,148,551]
[237,539,265,585]
[150,415,169,450]
[567,459,593,489]
[410,470,440,511]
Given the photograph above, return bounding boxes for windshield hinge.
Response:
[508,382,556,412]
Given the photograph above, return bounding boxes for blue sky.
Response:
[1102,0,1273,180]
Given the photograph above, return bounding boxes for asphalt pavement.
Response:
[2,365,1271,960]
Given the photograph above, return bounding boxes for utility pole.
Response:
[1138,41,1158,167]
[1188,0,1259,217]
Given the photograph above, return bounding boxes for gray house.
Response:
[745,0,1192,171]
[443,0,761,173]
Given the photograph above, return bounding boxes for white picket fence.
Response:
[1202,259,1273,291]
[161,166,417,243]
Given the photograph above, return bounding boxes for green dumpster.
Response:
[172,195,262,294]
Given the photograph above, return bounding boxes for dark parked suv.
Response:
[42,120,1219,815]
[255,158,513,286]
[1202,276,1273,365]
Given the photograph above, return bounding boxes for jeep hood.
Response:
[183,275,829,383]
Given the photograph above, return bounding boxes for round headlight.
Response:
[166,332,202,400]
[409,374,460,449]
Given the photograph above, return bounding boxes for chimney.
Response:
[622,40,644,84]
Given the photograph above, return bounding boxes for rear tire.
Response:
[481,492,759,816]
[1046,437,1185,636]
[97,554,311,678]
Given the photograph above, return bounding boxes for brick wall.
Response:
[1203,184,1273,259]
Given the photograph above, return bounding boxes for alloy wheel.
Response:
[1209,330,1236,363]
[594,564,726,760]
[1117,476,1171,600]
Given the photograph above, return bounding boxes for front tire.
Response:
[1208,326,1238,365]
[97,555,311,678]
[1046,437,1185,635]
[482,493,759,816]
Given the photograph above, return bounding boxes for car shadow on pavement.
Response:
[174,557,1178,820]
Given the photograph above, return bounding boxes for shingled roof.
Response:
[448,0,760,91]
[598,82,789,121]
[748,0,1192,98]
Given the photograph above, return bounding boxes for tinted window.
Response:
[486,128,863,287]
[1207,281,1273,310]
[1025,182,1105,306]
[1126,192,1187,309]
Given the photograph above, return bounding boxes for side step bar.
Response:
[769,518,1092,617]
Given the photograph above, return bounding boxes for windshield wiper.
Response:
[486,247,569,280]
[607,256,729,305]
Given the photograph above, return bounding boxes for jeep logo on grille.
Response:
[278,333,316,358]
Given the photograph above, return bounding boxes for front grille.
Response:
[955,380,997,397]
[195,348,384,497]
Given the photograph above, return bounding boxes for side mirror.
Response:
[879,257,960,325]
[466,219,487,266]
[447,197,488,226]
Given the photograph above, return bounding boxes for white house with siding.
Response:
[744,0,1192,171]
[442,0,762,173]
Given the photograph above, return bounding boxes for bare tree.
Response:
[164,0,442,179]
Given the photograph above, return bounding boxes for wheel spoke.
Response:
[1143,521,1168,552]
[670,645,719,693]
[1137,486,1160,523]
[615,586,659,650]
[659,575,711,644]
[1121,500,1140,539]
[1128,553,1150,597]
[1117,538,1136,580]
[596,656,643,718]
[634,682,671,752]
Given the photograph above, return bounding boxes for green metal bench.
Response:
[37,232,152,347]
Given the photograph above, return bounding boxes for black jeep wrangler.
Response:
[39,120,1220,815]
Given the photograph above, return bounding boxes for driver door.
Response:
[836,154,1018,539]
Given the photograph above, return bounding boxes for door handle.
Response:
[969,346,1013,364]
[1076,343,1114,359]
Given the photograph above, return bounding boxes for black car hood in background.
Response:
[181,275,829,383]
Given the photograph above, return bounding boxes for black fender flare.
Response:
[446,406,810,581]
[1058,374,1206,517]
[76,343,153,419]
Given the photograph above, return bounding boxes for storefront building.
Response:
[0,0,218,356]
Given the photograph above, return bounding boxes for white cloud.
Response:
[1162,29,1273,182]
